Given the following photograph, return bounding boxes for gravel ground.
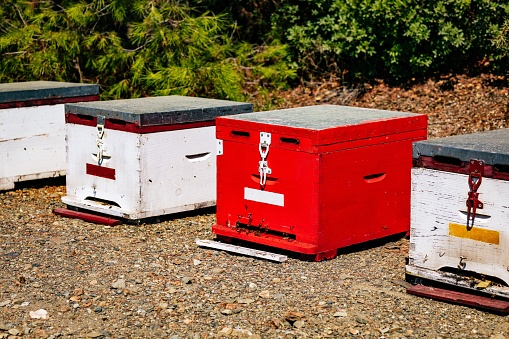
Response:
[1,74,509,338]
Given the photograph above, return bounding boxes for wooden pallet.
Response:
[196,239,288,262]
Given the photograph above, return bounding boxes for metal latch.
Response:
[216,139,223,155]
[466,159,484,227]
[96,115,106,165]
[258,132,272,187]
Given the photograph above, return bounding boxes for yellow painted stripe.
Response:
[448,223,499,245]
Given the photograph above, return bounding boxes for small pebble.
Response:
[334,311,347,317]
[7,328,19,336]
[85,330,103,338]
[259,290,270,298]
[294,320,305,329]
[218,327,233,335]
[111,279,126,289]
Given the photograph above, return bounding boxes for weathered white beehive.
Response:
[407,128,509,297]
[0,81,99,190]
[62,95,253,220]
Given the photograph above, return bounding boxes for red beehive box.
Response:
[213,105,427,260]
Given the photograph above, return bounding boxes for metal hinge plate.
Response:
[217,139,223,155]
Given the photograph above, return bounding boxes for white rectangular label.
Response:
[244,187,284,207]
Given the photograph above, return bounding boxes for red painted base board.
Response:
[53,208,122,226]
[407,284,509,314]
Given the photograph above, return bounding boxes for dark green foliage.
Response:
[189,0,280,44]
[0,0,296,100]
[269,0,509,80]
[3,0,508,90]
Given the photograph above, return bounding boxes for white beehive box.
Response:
[407,129,509,297]
[62,96,253,220]
[0,81,99,190]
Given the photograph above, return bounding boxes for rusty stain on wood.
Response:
[448,222,499,245]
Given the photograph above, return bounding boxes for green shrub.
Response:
[493,19,509,60]
[270,0,509,79]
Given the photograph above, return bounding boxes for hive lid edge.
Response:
[0,81,99,104]
[217,109,426,146]
[413,129,509,166]
[65,96,253,126]
[217,104,425,130]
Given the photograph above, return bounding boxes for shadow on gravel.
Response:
[202,231,408,263]
[6,176,66,191]
[335,232,408,256]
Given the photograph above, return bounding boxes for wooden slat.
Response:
[407,284,509,313]
[53,208,122,226]
[195,239,288,262]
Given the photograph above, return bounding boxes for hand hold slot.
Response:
[363,172,386,183]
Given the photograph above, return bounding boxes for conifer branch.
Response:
[3,51,27,55]
[13,5,27,27]
[0,0,294,99]
[74,58,83,83]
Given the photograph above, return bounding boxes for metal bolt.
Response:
[458,256,467,270]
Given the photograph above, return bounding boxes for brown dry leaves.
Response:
[254,73,509,139]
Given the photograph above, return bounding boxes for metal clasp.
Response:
[258,132,272,187]
[96,115,106,165]
[466,159,484,227]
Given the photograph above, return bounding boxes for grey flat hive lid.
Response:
[226,105,418,130]
[65,95,254,126]
[0,81,99,103]
[413,128,509,166]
